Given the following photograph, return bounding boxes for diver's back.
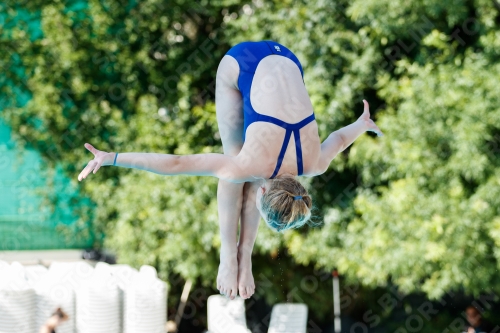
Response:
[225,40,320,177]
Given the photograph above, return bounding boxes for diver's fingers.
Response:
[93,162,103,174]
[78,160,97,181]
[362,99,370,117]
[84,143,99,156]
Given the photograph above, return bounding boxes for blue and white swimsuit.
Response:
[225,40,316,179]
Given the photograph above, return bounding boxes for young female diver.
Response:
[78,40,383,300]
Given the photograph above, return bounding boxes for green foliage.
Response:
[2,0,500,328]
[0,0,336,320]
[1,0,220,294]
[225,0,500,300]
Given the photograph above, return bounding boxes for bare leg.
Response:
[217,180,243,299]
[237,181,261,299]
[215,55,245,300]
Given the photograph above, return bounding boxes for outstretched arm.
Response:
[77,143,255,183]
[315,100,383,174]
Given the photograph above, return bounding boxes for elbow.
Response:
[313,157,330,176]
[318,160,330,175]
[335,132,347,152]
[168,155,183,174]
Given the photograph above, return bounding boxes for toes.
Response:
[246,287,252,298]
[239,287,247,299]
[229,288,237,300]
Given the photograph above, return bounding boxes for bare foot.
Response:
[217,245,238,300]
[237,245,255,299]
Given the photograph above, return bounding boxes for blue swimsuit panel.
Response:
[225,40,316,179]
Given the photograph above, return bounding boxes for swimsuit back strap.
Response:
[293,128,304,176]
[268,113,316,179]
[269,129,293,179]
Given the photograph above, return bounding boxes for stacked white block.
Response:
[268,303,308,333]
[35,261,94,333]
[0,261,168,333]
[24,265,48,287]
[123,265,167,333]
[110,264,139,333]
[0,263,36,333]
[75,262,121,333]
[207,295,250,333]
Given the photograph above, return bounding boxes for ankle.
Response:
[237,244,253,259]
[220,244,237,258]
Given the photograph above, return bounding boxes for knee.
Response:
[216,56,240,89]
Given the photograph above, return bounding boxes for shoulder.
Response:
[216,55,240,89]
[304,162,327,178]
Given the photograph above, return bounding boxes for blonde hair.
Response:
[260,175,313,232]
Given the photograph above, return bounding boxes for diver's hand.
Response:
[357,99,384,137]
[78,143,115,181]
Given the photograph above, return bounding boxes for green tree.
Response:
[0,0,335,322]
[227,0,500,300]
[3,0,500,329]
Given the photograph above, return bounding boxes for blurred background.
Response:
[1,0,500,332]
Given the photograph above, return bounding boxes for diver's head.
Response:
[255,174,312,232]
